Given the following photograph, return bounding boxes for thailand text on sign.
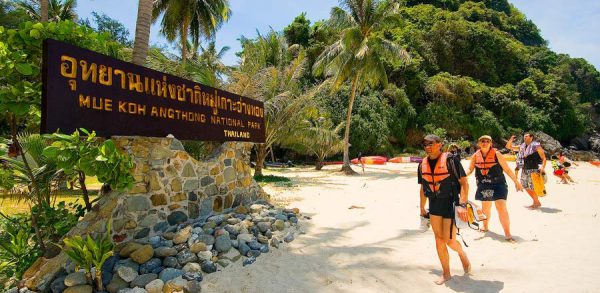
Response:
[41,39,265,142]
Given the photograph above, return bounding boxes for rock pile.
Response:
[43,201,304,293]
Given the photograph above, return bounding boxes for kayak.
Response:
[351,156,387,165]
[389,156,421,163]
[591,161,600,167]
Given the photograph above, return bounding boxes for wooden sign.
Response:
[42,39,265,142]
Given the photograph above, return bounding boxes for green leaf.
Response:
[30,29,41,39]
[15,63,33,75]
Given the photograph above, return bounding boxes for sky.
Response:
[76,0,600,69]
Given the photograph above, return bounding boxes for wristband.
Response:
[458,203,467,208]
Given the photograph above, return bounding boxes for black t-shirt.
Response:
[417,154,466,197]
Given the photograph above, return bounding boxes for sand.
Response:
[201,161,600,293]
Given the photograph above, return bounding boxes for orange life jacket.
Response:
[474,148,498,176]
[421,152,450,194]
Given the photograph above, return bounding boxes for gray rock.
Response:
[247,250,261,258]
[256,222,270,233]
[289,216,298,224]
[249,204,263,213]
[215,234,232,253]
[182,272,203,282]
[257,234,269,244]
[247,240,262,250]
[217,259,231,268]
[197,250,213,263]
[5,288,18,293]
[237,233,254,243]
[127,196,151,212]
[167,211,188,226]
[117,266,139,283]
[270,237,280,248]
[63,285,92,293]
[139,258,162,274]
[284,232,294,243]
[130,273,158,288]
[220,248,241,262]
[154,247,177,257]
[144,279,164,293]
[64,272,87,287]
[243,257,256,266]
[238,241,251,256]
[119,288,147,293]
[182,262,202,273]
[113,259,140,274]
[107,275,129,293]
[201,261,217,273]
[162,256,179,268]
[176,250,198,265]
[197,234,215,246]
[51,276,67,293]
[158,268,184,283]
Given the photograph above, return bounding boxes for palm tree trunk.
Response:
[254,144,267,177]
[341,75,359,175]
[180,18,189,66]
[132,0,153,66]
[40,0,48,22]
[78,171,92,212]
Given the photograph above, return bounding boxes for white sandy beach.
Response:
[202,161,600,293]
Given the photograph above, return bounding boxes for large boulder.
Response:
[533,131,563,154]
[568,150,598,161]
[570,134,591,151]
[590,132,600,154]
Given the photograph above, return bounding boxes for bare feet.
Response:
[479,228,488,233]
[527,203,541,209]
[434,275,451,285]
[505,237,517,243]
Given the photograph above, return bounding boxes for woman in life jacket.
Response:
[467,135,523,242]
[418,134,471,285]
[506,132,547,209]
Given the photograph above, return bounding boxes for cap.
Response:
[478,135,492,142]
[423,134,442,143]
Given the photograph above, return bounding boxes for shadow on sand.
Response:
[429,269,504,293]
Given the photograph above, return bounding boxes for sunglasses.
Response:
[422,141,437,148]
[479,140,491,144]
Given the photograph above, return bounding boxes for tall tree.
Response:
[16,0,76,22]
[81,12,131,46]
[229,31,314,176]
[40,0,48,22]
[132,0,153,66]
[195,41,230,86]
[313,0,409,174]
[152,0,231,65]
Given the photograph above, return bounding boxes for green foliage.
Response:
[253,175,291,183]
[62,219,114,290]
[14,0,78,22]
[43,129,135,191]
[0,214,41,290]
[33,201,84,241]
[282,116,344,169]
[0,21,123,133]
[80,11,132,46]
[284,13,311,47]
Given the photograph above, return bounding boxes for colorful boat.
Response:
[591,161,600,167]
[351,156,387,165]
[389,156,421,163]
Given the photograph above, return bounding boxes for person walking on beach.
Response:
[418,134,471,285]
[467,135,523,241]
[356,152,365,173]
[506,133,547,209]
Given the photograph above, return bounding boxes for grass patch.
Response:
[253,174,291,183]
[0,191,99,216]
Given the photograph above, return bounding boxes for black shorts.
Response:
[475,184,508,201]
[428,196,455,219]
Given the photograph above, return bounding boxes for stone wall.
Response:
[110,137,267,243]
[20,137,268,291]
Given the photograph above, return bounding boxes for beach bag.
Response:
[455,201,487,230]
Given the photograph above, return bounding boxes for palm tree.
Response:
[132,0,153,66]
[283,117,345,170]
[195,41,231,86]
[313,0,410,174]
[40,0,48,22]
[16,0,76,22]
[152,0,231,66]
[228,31,315,176]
